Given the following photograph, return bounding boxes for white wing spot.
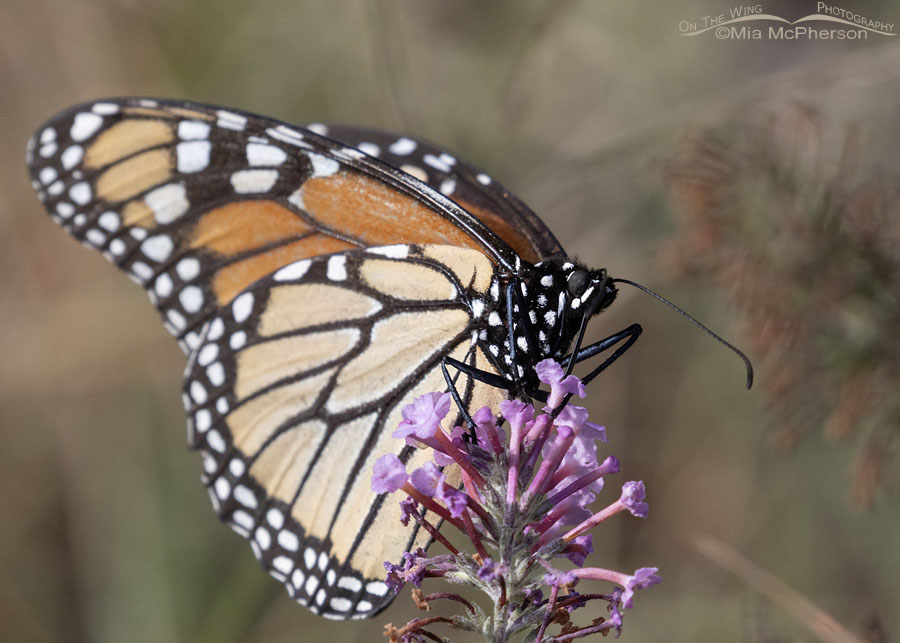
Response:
[69,182,91,205]
[231,169,279,194]
[278,530,299,551]
[388,138,416,155]
[308,153,339,177]
[56,202,74,218]
[266,508,284,529]
[207,429,226,453]
[178,120,210,140]
[145,183,189,224]
[232,292,254,323]
[216,110,247,130]
[327,255,347,281]
[228,458,245,477]
[247,142,288,166]
[70,113,103,141]
[109,238,126,256]
[273,556,293,575]
[176,257,201,281]
[190,380,208,404]
[206,362,225,387]
[337,576,362,592]
[366,581,389,597]
[60,146,84,170]
[214,477,231,500]
[229,331,247,350]
[488,311,502,326]
[400,164,427,182]
[330,597,352,612]
[195,409,211,432]
[131,261,154,281]
[216,397,229,414]
[179,285,204,313]
[306,123,328,135]
[39,167,57,184]
[39,142,58,158]
[234,485,258,509]
[357,142,380,157]
[255,527,271,549]
[141,235,174,262]
[97,211,120,232]
[85,229,106,246]
[40,128,56,143]
[477,173,492,185]
[197,343,218,367]
[207,317,224,341]
[304,548,316,570]
[274,259,311,281]
[177,141,211,173]
[423,153,451,172]
[439,178,456,195]
[367,245,408,259]
[155,274,174,299]
[91,102,119,115]
[232,510,254,531]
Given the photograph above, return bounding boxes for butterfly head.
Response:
[565,265,617,316]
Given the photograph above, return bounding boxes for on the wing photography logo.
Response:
[679,2,895,40]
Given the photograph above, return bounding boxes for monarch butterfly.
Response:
[25,98,746,620]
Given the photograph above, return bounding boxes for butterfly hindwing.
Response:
[183,243,509,618]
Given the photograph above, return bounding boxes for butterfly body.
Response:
[26,98,623,618]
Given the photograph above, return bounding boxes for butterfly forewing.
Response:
[316,124,565,263]
[184,244,508,617]
[26,99,519,352]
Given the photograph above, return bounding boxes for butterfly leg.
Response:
[441,355,516,444]
[563,323,643,386]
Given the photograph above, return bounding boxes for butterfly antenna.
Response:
[612,278,754,389]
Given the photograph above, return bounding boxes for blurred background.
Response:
[1,0,898,641]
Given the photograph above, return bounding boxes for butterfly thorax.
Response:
[480,259,617,396]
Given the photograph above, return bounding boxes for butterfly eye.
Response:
[566,269,590,297]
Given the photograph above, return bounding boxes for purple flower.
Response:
[500,399,535,433]
[620,481,649,518]
[476,557,508,582]
[535,359,586,409]
[399,496,417,526]
[371,454,408,493]
[384,560,405,594]
[436,485,468,518]
[409,461,442,497]
[472,405,505,451]
[393,392,452,442]
[563,534,594,566]
[540,560,577,587]
[555,404,606,443]
[621,567,662,609]
[522,587,544,606]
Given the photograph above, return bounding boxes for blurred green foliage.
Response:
[1,1,898,641]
